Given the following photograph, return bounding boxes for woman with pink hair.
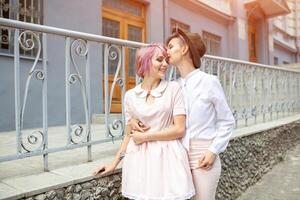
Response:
[93,43,195,200]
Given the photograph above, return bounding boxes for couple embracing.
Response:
[93,28,235,200]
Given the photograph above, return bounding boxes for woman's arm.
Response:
[92,125,131,176]
[130,115,185,144]
[198,77,235,171]
[131,82,186,144]
[110,125,131,167]
[208,77,235,155]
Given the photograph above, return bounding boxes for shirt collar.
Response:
[134,80,168,98]
[180,69,201,86]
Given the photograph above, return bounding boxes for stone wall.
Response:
[23,121,300,200]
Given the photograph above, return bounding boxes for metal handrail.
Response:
[0,18,145,48]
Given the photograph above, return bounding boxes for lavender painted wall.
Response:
[168,0,230,57]
[0,0,102,131]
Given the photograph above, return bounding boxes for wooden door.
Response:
[125,21,145,92]
[248,18,257,62]
[102,1,146,112]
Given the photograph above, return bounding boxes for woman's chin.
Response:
[160,72,167,78]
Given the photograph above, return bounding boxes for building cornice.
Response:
[188,0,236,23]
[170,0,236,25]
[273,37,297,53]
[273,25,297,39]
[245,0,291,18]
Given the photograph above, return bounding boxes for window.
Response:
[202,31,221,56]
[281,16,287,31]
[102,0,144,17]
[170,19,190,32]
[169,19,190,79]
[283,61,290,65]
[0,0,43,55]
[274,56,279,65]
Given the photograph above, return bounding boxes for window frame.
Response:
[202,30,222,56]
[0,0,43,56]
[170,18,190,32]
[274,56,279,65]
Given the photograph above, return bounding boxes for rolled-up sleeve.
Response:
[208,77,235,154]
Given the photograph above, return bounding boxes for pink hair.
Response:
[135,43,168,77]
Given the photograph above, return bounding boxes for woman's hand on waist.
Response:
[130,118,150,132]
[130,130,149,145]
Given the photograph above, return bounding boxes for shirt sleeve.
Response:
[124,92,132,125]
[208,77,235,154]
[172,82,186,116]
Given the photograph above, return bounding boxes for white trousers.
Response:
[188,139,221,200]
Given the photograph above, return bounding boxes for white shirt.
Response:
[179,69,235,154]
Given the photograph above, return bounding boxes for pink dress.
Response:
[122,80,195,200]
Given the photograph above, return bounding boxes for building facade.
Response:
[0,0,298,131]
[272,0,300,65]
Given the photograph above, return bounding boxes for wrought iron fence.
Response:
[200,55,300,127]
[0,18,299,171]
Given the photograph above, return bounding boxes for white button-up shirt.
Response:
[179,69,235,154]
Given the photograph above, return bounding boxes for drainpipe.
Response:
[163,0,166,42]
[267,18,270,65]
[295,0,299,62]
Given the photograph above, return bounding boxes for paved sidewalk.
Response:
[237,144,300,200]
[0,124,122,179]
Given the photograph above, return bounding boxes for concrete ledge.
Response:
[1,114,300,200]
[233,114,300,138]
[2,172,74,197]
[0,183,24,200]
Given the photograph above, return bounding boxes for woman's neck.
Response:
[141,77,161,91]
[175,59,196,78]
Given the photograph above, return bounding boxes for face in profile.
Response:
[167,37,185,65]
[144,49,169,80]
